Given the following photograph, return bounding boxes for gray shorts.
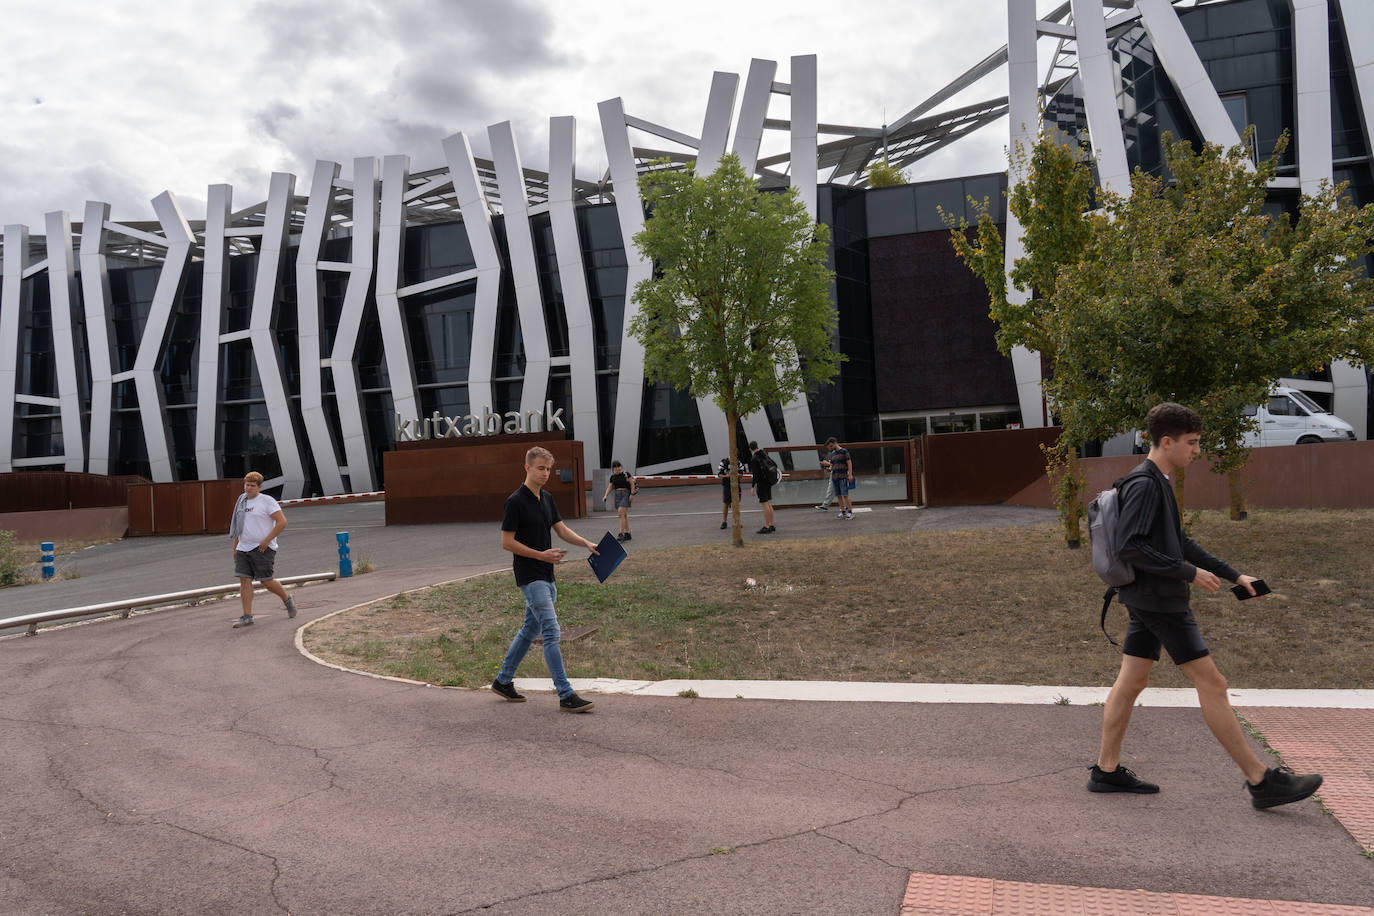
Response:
[613,489,632,509]
[235,547,277,581]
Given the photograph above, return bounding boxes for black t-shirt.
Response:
[501,484,563,586]
[610,471,633,492]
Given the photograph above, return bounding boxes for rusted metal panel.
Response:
[383,435,586,525]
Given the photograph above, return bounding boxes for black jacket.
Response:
[1114,459,1239,612]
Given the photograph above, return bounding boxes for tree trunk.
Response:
[726,407,744,547]
[1227,469,1247,520]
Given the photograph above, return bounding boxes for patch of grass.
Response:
[302,510,1374,690]
[678,688,699,698]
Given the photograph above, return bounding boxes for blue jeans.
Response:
[496,580,572,698]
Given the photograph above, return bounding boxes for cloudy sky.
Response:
[1,0,1032,230]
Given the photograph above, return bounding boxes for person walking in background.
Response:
[718,457,737,530]
[813,449,835,512]
[602,460,637,541]
[1089,402,1322,808]
[826,437,855,520]
[228,471,297,629]
[492,446,599,712]
[748,441,776,534]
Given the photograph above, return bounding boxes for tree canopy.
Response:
[951,129,1374,537]
[630,154,840,544]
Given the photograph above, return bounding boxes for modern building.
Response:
[1,0,1370,497]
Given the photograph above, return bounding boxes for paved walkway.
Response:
[3,496,1372,914]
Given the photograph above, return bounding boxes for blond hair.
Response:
[243,471,264,485]
[525,446,554,465]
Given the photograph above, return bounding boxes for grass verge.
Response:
[302,509,1374,690]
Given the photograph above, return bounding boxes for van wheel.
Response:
[1297,435,1322,445]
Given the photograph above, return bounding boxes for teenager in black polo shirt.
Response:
[491,446,599,712]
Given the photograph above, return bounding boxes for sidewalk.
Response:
[2,498,1371,914]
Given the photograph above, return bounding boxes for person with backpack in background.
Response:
[601,460,637,541]
[717,457,745,530]
[1088,402,1322,809]
[748,441,777,534]
[825,437,855,520]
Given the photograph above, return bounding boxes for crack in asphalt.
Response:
[444,762,1084,913]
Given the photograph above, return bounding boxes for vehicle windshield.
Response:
[1288,390,1327,414]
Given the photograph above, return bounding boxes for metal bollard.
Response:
[41,542,55,581]
[336,531,353,578]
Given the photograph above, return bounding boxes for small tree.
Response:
[865,158,908,188]
[946,132,1099,545]
[1048,132,1374,516]
[630,154,841,545]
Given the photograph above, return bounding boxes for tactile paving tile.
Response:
[900,873,1374,916]
[1237,707,1374,852]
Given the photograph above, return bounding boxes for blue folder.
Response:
[587,531,628,582]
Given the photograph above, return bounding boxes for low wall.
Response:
[0,506,130,543]
[921,428,1060,507]
[127,480,242,536]
[383,434,585,524]
[1001,439,1374,510]
[0,471,149,512]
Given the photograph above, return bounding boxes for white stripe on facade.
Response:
[297,160,347,495]
[78,202,114,476]
[548,115,603,466]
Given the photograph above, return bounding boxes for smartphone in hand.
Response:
[1231,579,1271,600]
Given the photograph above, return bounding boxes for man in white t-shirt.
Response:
[227,471,297,629]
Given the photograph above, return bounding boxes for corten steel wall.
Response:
[927,430,1374,510]
[383,434,585,525]
[127,480,242,536]
[0,471,150,512]
[921,428,1060,507]
[868,231,1019,413]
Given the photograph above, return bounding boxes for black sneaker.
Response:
[1087,764,1159,794]
[559,693,595,713]
[490,679,526,702]
[1248,766,1323,809]
[285,596,297,619]
[720,522,728,529]
[766,526,776,533]
[232,615,254,629]
[623,532,632,541]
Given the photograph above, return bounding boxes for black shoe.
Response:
[756,526,770,534]
[1248,766,1322,809]
[720,522,728,529]
[559,693,595,713]
[767,526,775,533]
[1087,764,1159,794]
[490,679,526,702]
[623,532,631,541]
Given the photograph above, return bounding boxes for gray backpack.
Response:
[1086,468,1151,644]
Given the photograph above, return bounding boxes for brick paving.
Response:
[900,872,1374,915]
[1237,707,1374,853]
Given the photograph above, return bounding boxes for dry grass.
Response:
[303,509,1374,690]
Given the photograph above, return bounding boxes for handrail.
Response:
[1,571,338,637]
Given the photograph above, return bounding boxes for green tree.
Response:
[630,154,841,545]
[1048,132,1374,516]
[946,131,1098,544]
[952,129,1374,541]
[865,158,908,188]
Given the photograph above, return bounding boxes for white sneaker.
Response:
[844,511,854,519]
[814,505,828,511]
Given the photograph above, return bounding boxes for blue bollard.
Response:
[336,531,353,578]
[41,541,55,581]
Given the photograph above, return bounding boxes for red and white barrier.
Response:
[280,490,386,508]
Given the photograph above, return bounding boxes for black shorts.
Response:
[755,482,772,503]
[235,547,278,581]
[721,482,732,505]
[1122,605,1210,665]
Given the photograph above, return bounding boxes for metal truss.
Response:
[2,1,1372,488]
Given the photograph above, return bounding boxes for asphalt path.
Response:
[3,494,1370,914]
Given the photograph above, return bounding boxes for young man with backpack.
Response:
[748,441,777,534]
[1089,402,1322,808]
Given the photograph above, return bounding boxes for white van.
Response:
[1243,387,1357,447]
